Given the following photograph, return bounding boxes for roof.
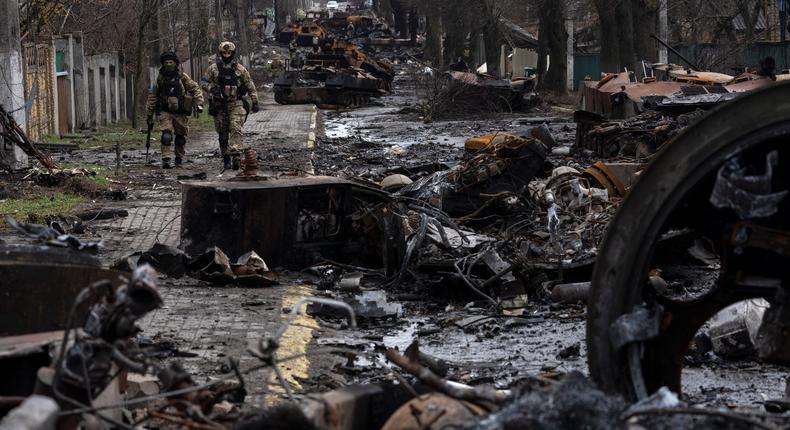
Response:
[732,11,767,32]
[502,19,539,49]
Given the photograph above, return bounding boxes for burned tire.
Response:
[587,82,790,400]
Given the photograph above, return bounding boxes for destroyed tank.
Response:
[275,28,394,107]
[274,66,387,107]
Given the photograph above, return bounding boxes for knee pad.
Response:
[175,134,186,146]
[161,130,173,145]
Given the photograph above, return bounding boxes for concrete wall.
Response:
[0,0,28,169]
[86,53,122,126]
[511,48,538,78]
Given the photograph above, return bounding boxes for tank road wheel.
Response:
[587,82,790,400]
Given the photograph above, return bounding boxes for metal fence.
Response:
[670,42,790,73]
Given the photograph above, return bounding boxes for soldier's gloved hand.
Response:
[146,115,154,128]
[195,105,203,117]
[251,101,259,113]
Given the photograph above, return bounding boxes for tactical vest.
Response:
[157,72,190,114]
[216,61,247,99]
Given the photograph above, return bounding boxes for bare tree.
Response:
[591,0,658,73]
[133,0,161,129]
[534,0,568,95]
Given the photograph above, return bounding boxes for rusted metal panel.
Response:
[582,73,688,116]
[724,77,777,93]
[0,245,123,337]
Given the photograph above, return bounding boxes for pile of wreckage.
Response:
[2,118,786,429]
[421,71,538,121]
[274,13,397,108]
[575,58,789,158]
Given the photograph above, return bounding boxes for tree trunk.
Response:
[595,1,619,73]
[132,0,159,129]
[424,7,443,67]
[615,0,636,73]
[481,0,502,77]
[134,9,149,128]
[409,6,418,44]
[632,0,658,74]
[235,0,249,58]
[540,0,567,95]
[274,0,280,32]
[595,0,652,74]
[442,5,470,66]
[378,0,394,28]
[215,0,223,43]
[392,0,409,38]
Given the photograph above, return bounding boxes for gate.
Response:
[23,44,55,141]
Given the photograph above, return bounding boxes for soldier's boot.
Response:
[232,155,240,170]
[161,130,173,169]
[174,134,186,167]
[219,133,230,170]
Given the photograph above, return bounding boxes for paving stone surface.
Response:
[79,95,328,403]
[92,95,317,264]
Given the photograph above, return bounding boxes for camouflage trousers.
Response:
[157,111,190,159]
[213,101,247,156]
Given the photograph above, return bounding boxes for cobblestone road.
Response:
[93,95,318,263]
[82,94,327,403]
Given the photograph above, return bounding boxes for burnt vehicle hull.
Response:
[274,68,387,107]
[0,245,123,336]
[276,19,394,107]
[180,176,404,273]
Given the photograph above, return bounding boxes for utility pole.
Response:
[566,18,574,92]
[0,0,29,169]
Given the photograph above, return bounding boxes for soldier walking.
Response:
[205,42,259,170]
[146,51,204,168]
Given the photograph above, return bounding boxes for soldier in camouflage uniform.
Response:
[205,41,259,170]
[146,51,204,168]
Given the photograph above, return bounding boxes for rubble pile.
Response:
[420,71,538,121]
[575,109,707,158]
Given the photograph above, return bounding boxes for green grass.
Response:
[0,192,84,223]
[59,162,113,187]
[41,114,216,150]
